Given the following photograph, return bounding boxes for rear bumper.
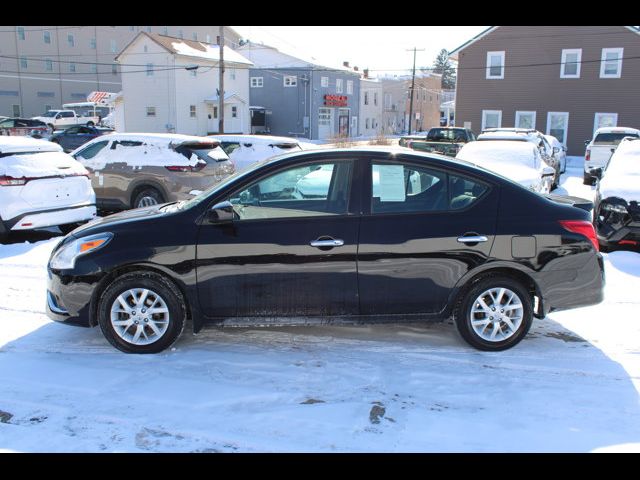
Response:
[7,204,97,231]
[597,224,640,246]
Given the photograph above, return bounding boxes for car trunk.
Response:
[544,194,593,212]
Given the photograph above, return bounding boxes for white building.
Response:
[359,77,383,138]
[115,32,253,135]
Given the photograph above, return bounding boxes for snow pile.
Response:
[598,140,640,201]
[0,151,89,178]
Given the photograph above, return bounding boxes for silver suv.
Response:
[71,133,234,210]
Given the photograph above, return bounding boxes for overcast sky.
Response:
[231,26,489,76]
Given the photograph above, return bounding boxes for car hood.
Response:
[70,204,169,237]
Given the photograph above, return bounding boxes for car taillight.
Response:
[165,162,206,173]
[585,149,591,161]
[0,175,27,186]
[559,220,599,252]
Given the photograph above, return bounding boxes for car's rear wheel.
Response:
[133,187,164,209]
[97,272,186,354]
[453,275,533,351]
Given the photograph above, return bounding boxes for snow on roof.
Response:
[237,42,355,73]
[0,136,63,154]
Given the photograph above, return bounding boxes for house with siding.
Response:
[450,26,640,155]
[359,74,383,137]
[115,32,252,135]
[238,43,360,140]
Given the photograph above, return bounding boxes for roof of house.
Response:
[448,26,640,58]
[116,32,253,66]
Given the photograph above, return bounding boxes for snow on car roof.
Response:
[207,134,301,145]
[0,136,63,154]
[598,139,640,201]
[89,132,219,146]
[477,131,531,141]
[457,140,538,167]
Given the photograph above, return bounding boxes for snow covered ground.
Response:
[1,161,640,452]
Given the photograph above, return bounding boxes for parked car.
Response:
[71,133,234,211]
[208,134,303,172]
[478,129,561,188]
[0,136,96,241]
[456,140,555,194]
[593,137,640,250]
[50,125,114,152]
[583,126,640,185]
[544,134,567,173]
[46,146,604,354]
[399,127,476,157]
[0,117,51,138]
[32,109,100,131]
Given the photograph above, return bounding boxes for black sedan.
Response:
[46,147,605,354]
[50,125,113,152]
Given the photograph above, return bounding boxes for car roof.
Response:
[594,126,640,135]
[477,132,531,141]
[207,134,301,145]
[0,136,63,154]
[91,132,220,145]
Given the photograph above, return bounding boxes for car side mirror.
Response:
[208,201,235,223]
[542,166,556,177]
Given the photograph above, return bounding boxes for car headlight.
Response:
[601,203,628,214]
[49,232,113,270]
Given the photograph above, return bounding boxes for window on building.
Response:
[20,57,27,69]
[163,27,169,35]
[146,26,152,33]
[45,59,53,71]
[485,51,505,79]
[68,34,75,47]
[110,39,117,53]
[481,110,502,130]
[146,107,156,117]
[250,77,264,88]
[384,93,391,109]
[364,91,369,105]
[366,118,370,129]
[129,26,135,32]
[284,75,297,87]
[593,113,618,135]
[90,64,97,74]
[190,105,197,118]
[112,63,118,75]
[206,34,211,43]
[546,112,569,145]
[347,80,353,95]
[336,78,343,93]
[515,111,536,129]
[321,76,329,87]
[178,30,184,39]
[12,105,21,117]
[560,49,581,78]
[90,37,96,49]
[213,106,218,118]
[600,48,623,78]
[17,27,25,40]
[374,92,378,106]
[146,63,154,76]
[69,63,76,73]
[192,32,198,41]
[43,31,51,44]
[231,106,238,118]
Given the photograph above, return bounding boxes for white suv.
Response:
[583,126,640,185]
[0,136,96,241]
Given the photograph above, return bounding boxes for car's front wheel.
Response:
[97,272,186,353]
[453,275,533,351]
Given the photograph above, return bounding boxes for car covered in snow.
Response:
[71,133,234,211]
[456,140,555,194]
[208,134,303,172]
[583,126,640,185]
[594,137,640,250]
[0,136,96,241]
[46,147,604,354]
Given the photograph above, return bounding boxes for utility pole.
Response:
[406,47,424,135]
[218,26,225,134]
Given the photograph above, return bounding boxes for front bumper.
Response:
[45,265,95,327]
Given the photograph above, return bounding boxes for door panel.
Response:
[358,160,499,315]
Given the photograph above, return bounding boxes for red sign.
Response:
[324,94,348,107]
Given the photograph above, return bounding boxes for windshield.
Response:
[426,129,465,142]
[40,111,58,117]
[594,132,640,145]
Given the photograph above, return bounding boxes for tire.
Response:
[97,272,186,354]
[453,275,533,351]
[133,187,164,209]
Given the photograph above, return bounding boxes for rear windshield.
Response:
[594,132,640,145]
[271,143,299,150]
[175,144,228,163]
[426,129,466,142]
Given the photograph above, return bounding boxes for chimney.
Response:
[363,68,369,79]
[343,61,350,68]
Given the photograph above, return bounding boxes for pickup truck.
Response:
[583,126,640,185]
[31,109,101,131]
[399,127,477,157]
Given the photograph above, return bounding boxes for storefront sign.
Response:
[324,95,348,107]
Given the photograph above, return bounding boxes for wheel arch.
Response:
[447,265,544,319]
[129,180,168,209]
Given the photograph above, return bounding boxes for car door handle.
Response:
[457,235,488,243]
[310,238,344,248]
